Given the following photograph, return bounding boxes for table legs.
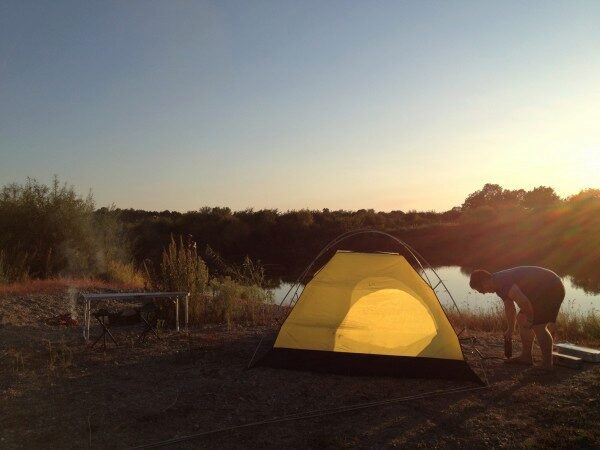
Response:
[82,294,189,343]
[185,294,189,331]
[82,300,92,341]
[175,298,180,332]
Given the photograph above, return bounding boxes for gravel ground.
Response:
[1,291,599,449]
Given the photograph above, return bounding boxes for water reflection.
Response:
[273,265,599,315]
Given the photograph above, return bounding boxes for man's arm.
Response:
[507,284,534,320]
[503,298,517,338]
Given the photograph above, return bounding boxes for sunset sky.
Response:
[1,1,599,212]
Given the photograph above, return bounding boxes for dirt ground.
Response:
[1,292,599,449]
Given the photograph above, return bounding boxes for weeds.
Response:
[206,246,267,287]
[47,340,73,372]
[3,349,25,373]
[0,249,29,283]
[102,260,145,287]
[447,302,600,343]
[146,237,275,327]
[207,277,274,328]
[0,278,142,296]
[447,304,505,334]
[145,235,208,294]
[555,306,600,342]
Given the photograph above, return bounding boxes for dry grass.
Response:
[103,260,146,288]
[6,348,25,373]
[447,305,505,334]
[46,339,73,373]
[1,326,598,449]
[163,288,285,326]
[0,278,143,296]
[447,304,600,344]
[146,235,209,294]
[555,308,600,343]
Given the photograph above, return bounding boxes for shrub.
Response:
[447,304,504,333]
[447,302,599,343]
[0,177,130,281]
[144,235,209,325]
[208,277,274,328]
[205,246,267,287]
[102,260,145,287]
[153,235,209,293]
[0,250,30,283]
[209,277,239,326]
[556,306,600,343]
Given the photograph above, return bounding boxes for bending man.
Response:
[469,266,565,370]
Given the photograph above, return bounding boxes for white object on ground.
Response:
[552,352,583,369]
[555,343,600,363]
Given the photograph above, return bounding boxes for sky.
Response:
[1,1,599,212]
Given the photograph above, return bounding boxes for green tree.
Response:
[462,184,504,209]
[523,186,560,209]
[0,177,129,280]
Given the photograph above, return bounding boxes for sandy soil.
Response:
[1,292,599,449]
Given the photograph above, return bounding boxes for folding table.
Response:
[80,292,189,341]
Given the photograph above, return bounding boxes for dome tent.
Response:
[253,232,482,383]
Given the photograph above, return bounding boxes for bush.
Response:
[209,277,239,326]
[102,260,145,287]
[150,235,209,293]
[0,250,30,283]
[447,302,600,343]
[556,304,600,343]
[0,177,130,281]
[147,238,275,327]
[208,277,274,328]
[144,235,209,325]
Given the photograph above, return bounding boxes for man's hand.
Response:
[503,298,517,339]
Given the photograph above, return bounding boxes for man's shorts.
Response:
[531,281,566,325]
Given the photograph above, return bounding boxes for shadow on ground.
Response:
[1,323,598,449]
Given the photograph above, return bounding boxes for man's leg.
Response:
[532,323,554,369]
[506,322,534,364]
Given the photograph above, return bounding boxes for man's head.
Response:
[469,269,495,293]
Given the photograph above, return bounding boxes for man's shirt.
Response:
[492,266,563,303]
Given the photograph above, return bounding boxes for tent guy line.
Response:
[132,384,491,449]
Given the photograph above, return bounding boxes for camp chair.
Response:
[138,303,161,342]
[91,309,119,349]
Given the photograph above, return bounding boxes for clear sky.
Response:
[1,1,599,212]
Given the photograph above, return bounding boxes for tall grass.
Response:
[555,308,600,343]
[447,303,600,343]
[447,304,505,334]
[145,235,209,325]
[207,277,274,327]
[0,278,144,296]
[205,246,268,286]
[149,235,209,293]
[145,237,275,327]
[0,249,30,283]
[102,260,145,288]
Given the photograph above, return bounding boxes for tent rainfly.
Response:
[255,251,482,383]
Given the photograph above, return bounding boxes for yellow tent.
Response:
[257,251,481,383]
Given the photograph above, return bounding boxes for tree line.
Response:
[1,179,598,293]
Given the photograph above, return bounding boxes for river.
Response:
[272,265,598,315]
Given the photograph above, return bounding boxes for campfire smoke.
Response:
[67,286,78,320]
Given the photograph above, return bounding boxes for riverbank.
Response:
[1,290,599,448]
